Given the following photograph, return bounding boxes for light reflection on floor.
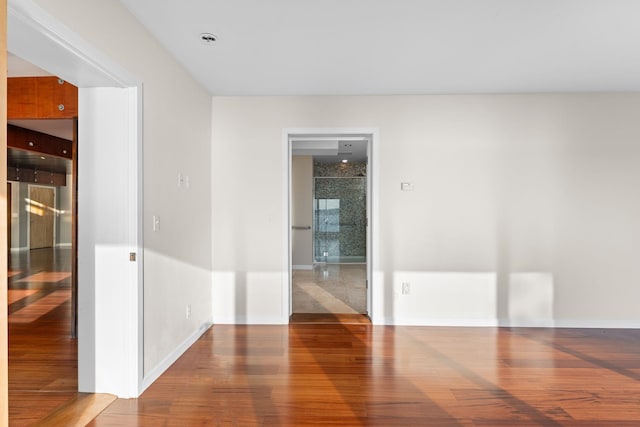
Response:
[7,289,38,305]
[16,272,71,283]
[9,290,71,324]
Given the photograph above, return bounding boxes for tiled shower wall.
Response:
[313,161,367,262]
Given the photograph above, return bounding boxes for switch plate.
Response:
[178,173,190,190]
[153,215,160,232]
[402,282,410,295]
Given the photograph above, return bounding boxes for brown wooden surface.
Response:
[0,1,8,425]
[6,183,9,256]
[71,117,78,338]
[7,249,640,426]
[7,77,78,119]
[38,392,116,426]
[8,248,77,426]
[290,313,371,324]
[90,323,640,426]
[8,124,73,159]
[7,166,67,186]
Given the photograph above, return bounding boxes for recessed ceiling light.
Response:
[341,159,348,163]
[40,156,46,160]
[200,33,217,45]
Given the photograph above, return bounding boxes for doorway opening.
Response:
[7,0,143,403]
[288,133,373,323]
[6,57,78,424]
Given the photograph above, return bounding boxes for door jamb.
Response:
[8,0,143,397]
[283,128,379,322]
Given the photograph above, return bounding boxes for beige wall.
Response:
[32,0,213,373]
[291,156,313,268]
[212,94,640,327]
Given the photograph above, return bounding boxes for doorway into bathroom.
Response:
[289,134,370,319]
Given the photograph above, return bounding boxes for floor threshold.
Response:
[289,313,371,324]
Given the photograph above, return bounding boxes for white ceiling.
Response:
[7,52,52,77]
[119,0,640,95]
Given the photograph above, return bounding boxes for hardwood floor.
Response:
[8,248,78,426]
[10,249,640,425]
[90,323,640,426]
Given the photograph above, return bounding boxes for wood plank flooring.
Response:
[90,323,640,426]
[8,248,78,426]
[10,249,640,425]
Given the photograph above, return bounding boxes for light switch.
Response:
[401,182,414,191]
[153,215,160,232]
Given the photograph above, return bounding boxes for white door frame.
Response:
[8,0,144,397]
[282,128,380,322]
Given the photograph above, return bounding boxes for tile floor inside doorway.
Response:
[292,264,366,314]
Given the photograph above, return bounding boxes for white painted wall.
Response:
[212,94,640,328]
[77,87,135,395]
[291,156,313,268]
[30,0,213,378]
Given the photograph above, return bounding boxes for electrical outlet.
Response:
[402,282,410,295]
[186,304,191,319]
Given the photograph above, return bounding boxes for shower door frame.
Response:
[313,176,368,265]
[284,128,379,322]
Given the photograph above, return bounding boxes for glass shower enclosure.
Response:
[314,177,366,263]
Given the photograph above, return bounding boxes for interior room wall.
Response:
[31,0,213,375]
[291,156,313,268]
[212,94,640,327]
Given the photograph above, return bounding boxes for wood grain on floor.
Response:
[90,324,640,426]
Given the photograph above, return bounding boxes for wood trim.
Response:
[71,117,78,338]
[7,77,78,119]
[1,0,9,425]
[6,183,10,254]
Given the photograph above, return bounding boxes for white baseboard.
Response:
[55,243,72,248]
[499,319,555,328]
[292,265,313,270]
[139,321,212,395]
[213,315,286,325]
[552,319,640,329]
[10,247,28,253]
[382,317,640,329]
[385,317,499,327]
